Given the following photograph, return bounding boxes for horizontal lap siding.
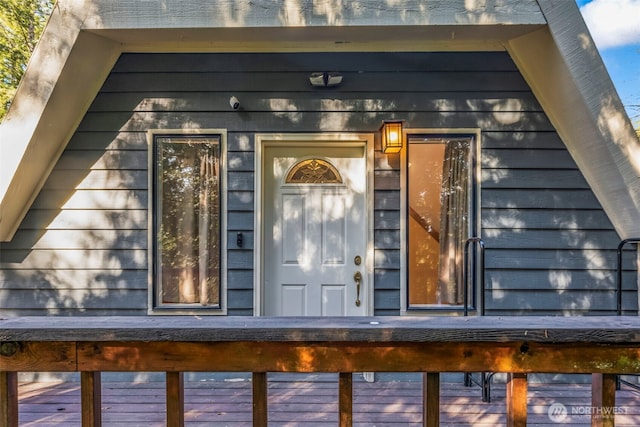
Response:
[481,132,631,315]
[225,134,255,315]
[0,123,148,315]
[0,52,626,316]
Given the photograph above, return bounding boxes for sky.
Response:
[576,0,640,127]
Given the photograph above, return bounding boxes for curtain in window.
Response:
[198,150,218,305]
[437,140,469,304]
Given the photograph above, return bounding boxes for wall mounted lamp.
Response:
[309,72,343,87]
[380,120,404,154]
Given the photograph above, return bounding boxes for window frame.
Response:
[400,129,481,314]
[147,129,228,315]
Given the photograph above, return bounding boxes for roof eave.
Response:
[5,0,638,243]
[506,0,640,238]
[0,0,548,242]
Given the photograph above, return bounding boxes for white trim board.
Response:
[146,128,228,316]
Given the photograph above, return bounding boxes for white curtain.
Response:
[438,140,469,304]
[198,150,218,305]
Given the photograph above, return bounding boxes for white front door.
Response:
[261,139,369,316]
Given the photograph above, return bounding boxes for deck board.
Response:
[15,377,640,426]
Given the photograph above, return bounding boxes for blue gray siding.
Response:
[481,131,635,314]
[0,52,631,316]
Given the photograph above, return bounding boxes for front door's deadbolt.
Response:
[354,255,362,266]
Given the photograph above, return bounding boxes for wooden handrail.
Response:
[1,316,638,427]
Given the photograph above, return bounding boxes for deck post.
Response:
[591,373,616,427]
[423,372,440,427]
[166,372,184,427]
[339,373,353,427]
[80,371,102,427]
[506,373,527,427]
[0,371,18,427]
[252,372,268,427]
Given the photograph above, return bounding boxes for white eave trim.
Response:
[505,0,640,238]
[5,0,636,242]
[0,0,547,241]
[0,0,121,241]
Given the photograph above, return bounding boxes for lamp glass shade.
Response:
[381,121,403,153]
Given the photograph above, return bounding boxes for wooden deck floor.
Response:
[16,374,640,426]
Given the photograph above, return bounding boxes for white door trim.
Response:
[254,133,374,316]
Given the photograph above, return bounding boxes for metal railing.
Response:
[462,237,493,401]
[616,238,640,392]
[463,237,485,317]
[616,238,640,316]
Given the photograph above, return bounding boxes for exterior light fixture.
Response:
[309,72,343,87]
[380,120,404,153]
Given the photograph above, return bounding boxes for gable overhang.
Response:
[506,0,640,240]
[0,0,637,241]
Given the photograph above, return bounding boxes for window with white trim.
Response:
[151,134,222,310]
[406,134,477,310]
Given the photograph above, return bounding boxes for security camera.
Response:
[229,96,240,110]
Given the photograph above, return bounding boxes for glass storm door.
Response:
[263,144,367,316]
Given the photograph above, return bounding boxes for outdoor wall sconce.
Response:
[309,72,343,87]
[380,120,404,153]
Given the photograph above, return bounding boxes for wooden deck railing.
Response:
[2,315,640,427]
